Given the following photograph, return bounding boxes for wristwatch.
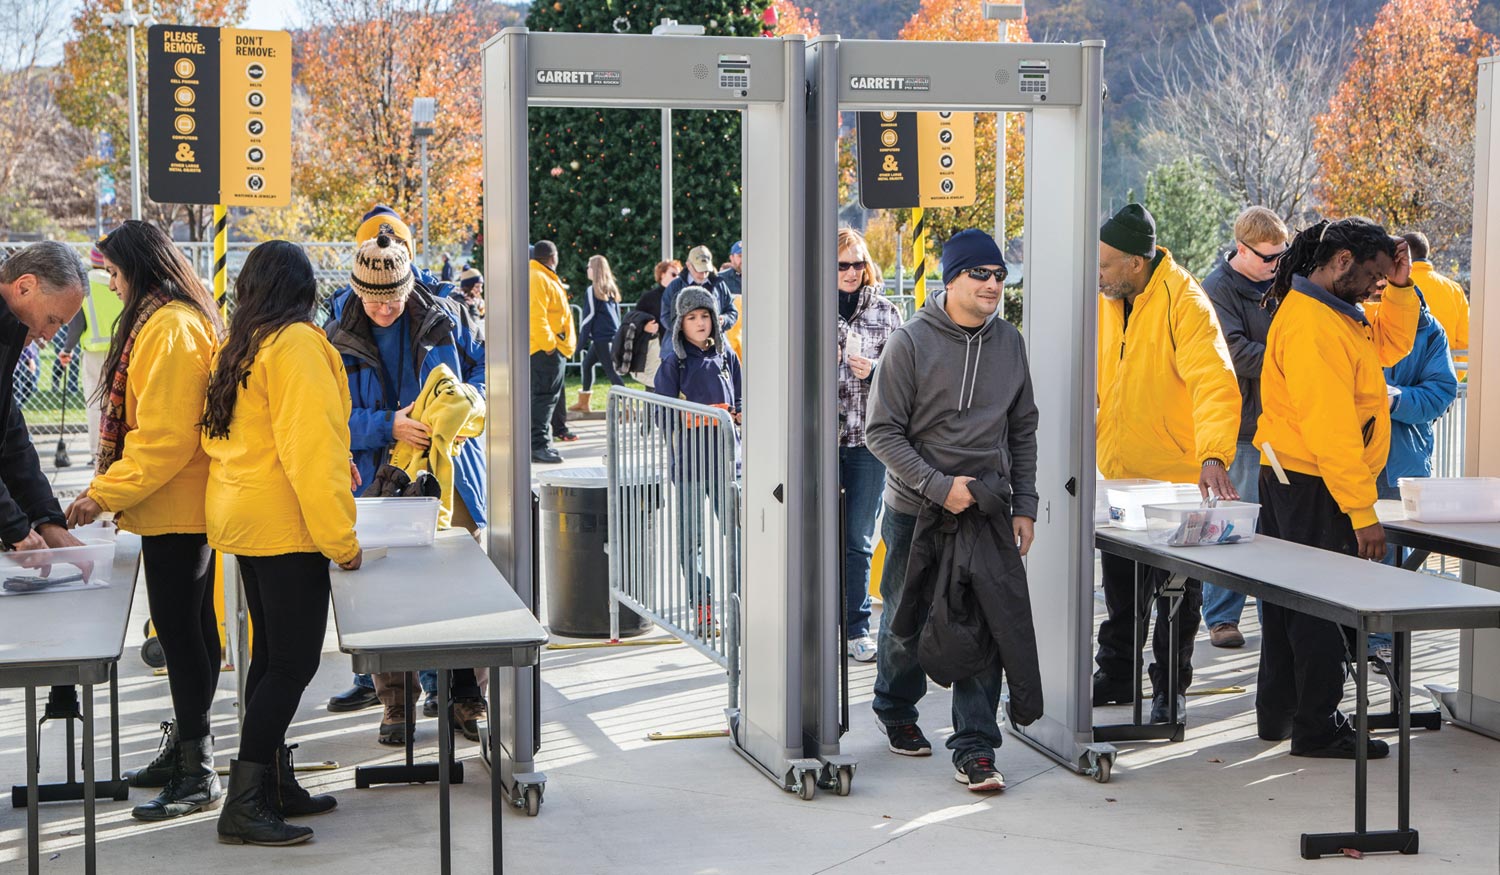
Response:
[1202,459,1224,468]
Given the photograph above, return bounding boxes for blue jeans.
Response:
[354,671,437,694]
[840,445,885,639]
[1202,440,1262,627]
[872,504,1005,767]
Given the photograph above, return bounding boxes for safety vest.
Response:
[81,269,124,353]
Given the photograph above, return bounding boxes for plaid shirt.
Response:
[837,286,904,447]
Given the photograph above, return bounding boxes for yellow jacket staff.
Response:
[202,324,359,566]
[1097,247,1241,483]
[530,258,577,357]
[89,302,217,534]
[1256,281,1419,529]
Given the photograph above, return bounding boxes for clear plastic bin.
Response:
[1144,501,1260,547]
[355,497,441,547]
[1096,479,1164,526]
[1398,477,1500,523]
[1107,483,1201,530]
[0,534,116,596]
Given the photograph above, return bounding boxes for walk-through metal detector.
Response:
[481,28,842,800]
[1450,55,1500,739]
[806,36,1114,781]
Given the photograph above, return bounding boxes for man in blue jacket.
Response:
[661,245,738,334]
[1367,285,1457,668]
[321,225,488,742]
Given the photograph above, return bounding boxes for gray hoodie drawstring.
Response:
[957,331,983,411]
[966,333,983,410]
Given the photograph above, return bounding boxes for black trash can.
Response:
[537,467,651,638]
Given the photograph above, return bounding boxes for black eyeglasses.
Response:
[964,266,1007,283]
[837,261,863,273]
[1240,240,1288,264]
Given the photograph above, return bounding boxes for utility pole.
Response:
[652,19,705,260]
[983,2,1025,247]
[102,0,154,221]
[412,97,437,264]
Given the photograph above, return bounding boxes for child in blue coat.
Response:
[653,286,741,631]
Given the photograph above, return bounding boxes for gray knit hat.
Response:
[351,234,414,303]
[670,285,725,360]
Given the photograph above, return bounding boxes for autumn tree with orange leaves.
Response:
[897,0,1028,247]
[291,0,483,254]
[1314,0,1497,260]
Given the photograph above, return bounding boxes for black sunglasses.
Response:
[1240,240,1288,264]
[837,261,863,273]
[963,266,1006,283]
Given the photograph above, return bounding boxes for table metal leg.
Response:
[1166,585,1180,728]
[26,687,38,875]
[490,667,503,875]
[1132,561,1143,726]
[1400,548,1431,573]
[1397,631,1413,836]
[438,668,452,875]
[83,683,95,875]
[109,665,121,785]
[1355,624,1368,834]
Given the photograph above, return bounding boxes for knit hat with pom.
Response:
[351,234,414,303]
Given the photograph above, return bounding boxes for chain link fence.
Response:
[2,240,357,444]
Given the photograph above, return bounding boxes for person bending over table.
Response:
[1253,217,1417,760]
[202,241,363,846]
[66,221,226,822]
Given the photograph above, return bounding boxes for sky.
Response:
[41,0,306,65]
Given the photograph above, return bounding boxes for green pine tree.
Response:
[1143,156,1236,279]
[526,1,772,300]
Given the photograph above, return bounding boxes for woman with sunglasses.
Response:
[630,259,681,388]
[835,228,902,663]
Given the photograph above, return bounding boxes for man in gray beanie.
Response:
[864,228,1040,793]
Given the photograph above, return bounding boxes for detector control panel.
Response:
[719,54,752,96]
[1018,59,1050,101]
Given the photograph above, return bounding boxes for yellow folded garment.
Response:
[388,364,486,528]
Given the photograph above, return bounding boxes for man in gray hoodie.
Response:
[865,228,1039,792]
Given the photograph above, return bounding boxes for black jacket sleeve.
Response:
[0,401,65,543]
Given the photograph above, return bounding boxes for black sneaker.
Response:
[954,756,1006,792]
[422,692,439,719]
[1291,734,1390,760]
[883,723,932,757]
[1150,692,1187,724]
[1092,670,1136,706]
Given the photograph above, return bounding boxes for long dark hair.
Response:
[202,241,319,439]
[94,220,224,402]
[1266,217,1396,311]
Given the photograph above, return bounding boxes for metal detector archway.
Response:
[481,28,828,804]
[805,36,1113,779]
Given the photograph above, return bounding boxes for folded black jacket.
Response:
[612,308,654,375]
[890,469,1044,726]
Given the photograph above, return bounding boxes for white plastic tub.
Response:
[1107,483,1201,530]
[1144,501,1260,547]
[1398,477,1500,523]
[0,535,117,596]
[1096,479,1164,526]
[355,497,441,547]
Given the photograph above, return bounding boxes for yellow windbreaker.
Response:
[1254,278,1419,529]
[1097,247,1241,483]
[529,260,577,357]
[1409,261,1469,376]
[202,323,359,565]
[89,302,217,535]
[386,364,485,529]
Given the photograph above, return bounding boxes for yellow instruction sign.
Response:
[916,112,976,207]
[220,28,291,207]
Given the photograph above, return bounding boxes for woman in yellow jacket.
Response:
[1254,217,1417,761]
[65,220,224,822]
[201,240,362,847]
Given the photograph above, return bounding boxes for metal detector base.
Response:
[1009,719,1117,784]
[727,708,824,799]
[477,717,547,815]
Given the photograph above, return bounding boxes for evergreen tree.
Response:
[526,1,772,299]
[1143,156,1235,279]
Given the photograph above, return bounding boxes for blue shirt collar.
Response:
[1291,274,1367,326]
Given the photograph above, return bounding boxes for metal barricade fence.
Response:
[606,388,741,702]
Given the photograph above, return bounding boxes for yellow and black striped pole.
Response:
[910,207,928,309]
[212,205,228,311]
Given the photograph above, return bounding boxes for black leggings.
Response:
[141,534,220,741]
[580,338,624,391]
[238,553,330,765]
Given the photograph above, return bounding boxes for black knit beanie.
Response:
[1100,203,1157,258]
[941,229,1006,286]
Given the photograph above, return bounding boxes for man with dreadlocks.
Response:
[1254,217,1417,760]
[1094,203,1242,726]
